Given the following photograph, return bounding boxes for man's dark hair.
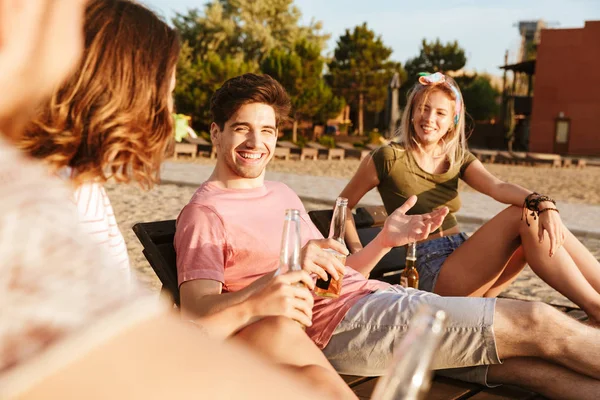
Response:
[210,73,291,130]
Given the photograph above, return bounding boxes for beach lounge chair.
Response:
[278,140,318,160]
[306,141,345,160]
[183,135,217,159]
[471,149,498,164]
[173,142,197,159]
[132,219,180,305]
[525,152,562,168]
[335,142,370,160]
[132,214,586,399]
[273,146,291,160]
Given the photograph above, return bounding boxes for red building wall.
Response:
[530,21,600,156]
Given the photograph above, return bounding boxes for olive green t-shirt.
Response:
[371,143,477,233]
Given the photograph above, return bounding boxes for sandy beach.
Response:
[107,158,600,309]
[174,157,600,205]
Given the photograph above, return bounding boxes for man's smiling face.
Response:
[212,102,278,181]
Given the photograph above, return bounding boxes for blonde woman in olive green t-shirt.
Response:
[340,73,600,322]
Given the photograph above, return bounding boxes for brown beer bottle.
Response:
[315,197,347,298]
[400,242,419,289]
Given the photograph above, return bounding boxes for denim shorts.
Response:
[416,232,469,292]
[322,286,500,386]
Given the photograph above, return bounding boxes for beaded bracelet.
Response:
[521,192,558,226]
[538,207,559,215]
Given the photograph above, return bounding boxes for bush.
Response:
[367,130,384,144]
[319,135,336,149]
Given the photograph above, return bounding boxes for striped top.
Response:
[73,182,131,283]
[0,137,156,398]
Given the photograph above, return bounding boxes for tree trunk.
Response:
[358,93,364,135]
[292,117,298,143]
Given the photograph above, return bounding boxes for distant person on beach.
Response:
[340,72,600,322]
[175,72,600,399]
[0,1,323,399]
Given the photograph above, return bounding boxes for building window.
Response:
[555,118,570,144]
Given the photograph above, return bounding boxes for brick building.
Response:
[529,21,600,156]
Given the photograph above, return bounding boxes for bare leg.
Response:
[518,215,600,320]
[488,358,600,400]
[493,299,600,380]
[435,206,600,319]
[483,246,526,298]
[435,206,525,296]
[233,316,357,400]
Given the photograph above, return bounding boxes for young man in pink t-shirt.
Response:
[175,74,600,399]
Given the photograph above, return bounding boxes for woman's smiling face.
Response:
[412,90,454,147]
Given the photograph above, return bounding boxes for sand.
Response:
[174,157,600,205]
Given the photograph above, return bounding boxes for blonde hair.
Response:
[19,0,180,189]
[393,75,467,168]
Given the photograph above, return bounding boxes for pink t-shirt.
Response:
[175,180,389,348]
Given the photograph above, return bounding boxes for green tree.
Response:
[172,0,329,131]
[261,40,344,142]
[404,38,466,77]
[402,38,467,107]
[174,43,257,132]
[457,74,500,122]
[328,23,399,135]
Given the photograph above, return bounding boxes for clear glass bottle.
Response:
[371,305,447,400]
[315,197,347,298]
[278,209,303,277]
[400,242,419,289]
[277,209,306,329]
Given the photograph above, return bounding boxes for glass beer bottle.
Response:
[314,197,347,298]
[278,209,303,277]
[371,304,447,400]
[400,242,419,289]
[277,209,306,329]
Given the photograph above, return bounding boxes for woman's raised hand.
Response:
[380,196,449,248]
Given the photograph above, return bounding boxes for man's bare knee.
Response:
[494,299,560,358]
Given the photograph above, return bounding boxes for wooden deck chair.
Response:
[306,141,345,160]
[526,152,562,168]
[183,135,217,159]
[336,142,370,160]
[471,148,498,163]
[132,220,180,306]
[173,142,197,159]
[273,146,291,160]
[277,140,318,160]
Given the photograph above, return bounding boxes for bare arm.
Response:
[179,272,275,337]
[462,159,565,255]
[346,196,448,277]
[339,155,380,253]
[462,159,532,205]
[180,271,315,338]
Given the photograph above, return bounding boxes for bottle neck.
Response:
[329,202,347,243]
[406,242,416,260]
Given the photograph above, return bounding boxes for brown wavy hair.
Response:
[19,0,180,189]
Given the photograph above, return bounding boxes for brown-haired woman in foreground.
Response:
[20,0,182,283]
[0,0,334,398]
